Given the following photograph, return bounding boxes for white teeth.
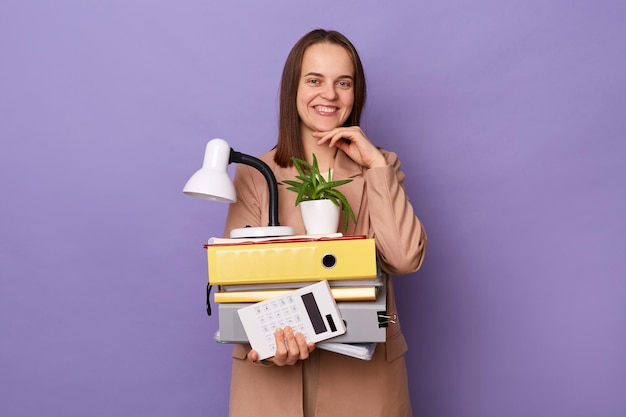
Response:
[316,106,337,113]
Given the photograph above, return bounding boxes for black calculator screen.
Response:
[301,292,327,334]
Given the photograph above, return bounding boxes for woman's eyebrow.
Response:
[303,72,354,80]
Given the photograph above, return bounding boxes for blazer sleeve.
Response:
[365,150,427,275]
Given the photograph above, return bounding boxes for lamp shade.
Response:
[183,138,236,202]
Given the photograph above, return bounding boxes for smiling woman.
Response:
[274,29,368,169]
[222,29,427,417]
[296,42,356,146]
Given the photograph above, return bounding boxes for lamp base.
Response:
[229,226,295,239]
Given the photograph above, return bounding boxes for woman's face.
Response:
[296,42,355,139]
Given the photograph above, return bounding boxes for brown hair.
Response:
[274,29,367,167]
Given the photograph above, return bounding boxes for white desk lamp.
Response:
[183,138,295,238]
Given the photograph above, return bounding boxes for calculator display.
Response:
[301,292,327,334]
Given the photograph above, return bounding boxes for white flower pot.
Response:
[300,199,340,235]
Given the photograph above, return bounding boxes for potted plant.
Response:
[283,154,356,234]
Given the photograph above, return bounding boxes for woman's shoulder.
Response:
[376,146,395,156]
[378,147,400,166]
[257,148,277,162]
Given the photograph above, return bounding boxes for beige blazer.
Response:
[223,148,427,417]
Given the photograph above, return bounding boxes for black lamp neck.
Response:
[229,149,280,227]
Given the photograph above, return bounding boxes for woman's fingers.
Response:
[295,332,314,360]
[314,126,367,147]
[270,326,312,366]
[246,349,259,362]
[247,327,316,366]
[313,127,385,168]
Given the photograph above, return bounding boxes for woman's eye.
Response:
[307,79,319,85]
[338,81,351,88]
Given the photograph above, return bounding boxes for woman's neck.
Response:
[302,136,337,172]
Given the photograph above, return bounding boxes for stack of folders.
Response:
[205,234,388,360]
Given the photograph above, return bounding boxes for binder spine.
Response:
[207,238,377,285]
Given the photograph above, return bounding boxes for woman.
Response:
[223,29,427,417]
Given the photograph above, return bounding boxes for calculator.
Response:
[237,281,346,360]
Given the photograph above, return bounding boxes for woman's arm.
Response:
[365,150,427,275]
[315,126,427,276]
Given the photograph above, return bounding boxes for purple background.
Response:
[1,1,625,416]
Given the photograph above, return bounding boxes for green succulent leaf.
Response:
[282,153,357,230]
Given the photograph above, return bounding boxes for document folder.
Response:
[219,275,383,292]
[214,286,378,303]
[217,278,388,343]
[206,237,377,285]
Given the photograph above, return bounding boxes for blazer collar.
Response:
[333,150,364,179]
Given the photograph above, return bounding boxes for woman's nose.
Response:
[320,84,338,100]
